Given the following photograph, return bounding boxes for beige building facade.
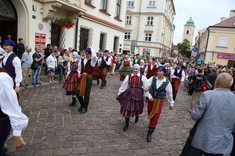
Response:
[0,0,126,52]
[182,17,195,46]
[195,10,235,66]
[123,0,176,57]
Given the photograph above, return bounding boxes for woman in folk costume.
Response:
[140,60,146,75]
[63,52,80,107]
[117,64,148,131]
[119,58,131,81]
[145,66,174,142]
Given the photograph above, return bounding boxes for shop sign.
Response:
[35,33,46,48]
[217,53,235,60]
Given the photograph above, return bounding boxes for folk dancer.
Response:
[63,52,80,107]
[92,61,100,85]
[117,64,148,131]
[140,60,146,75]
[170,63,185,100]
[145,57,158,79]
[119,60,131,81]
[0,68,28,156]
[145,66,174,142]
[132,54,141,65]
[77,48,98,114]
[99,49,112,89]
[1,40,22,95]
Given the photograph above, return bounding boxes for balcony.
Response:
[35,0,86,20]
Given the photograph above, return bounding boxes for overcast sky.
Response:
[173,0,235,45]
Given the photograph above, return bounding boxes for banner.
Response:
[35,33,46,48]
[217,53,235,60]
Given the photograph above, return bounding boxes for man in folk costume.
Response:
[1,40,22,94]
[0,68,29,156]
[99,49,111,89]
[145,57,158,79]
[170,62,185,100]
[140,60,146,75]
[145,66,174,142]
[117,64,148,131]
[132,54,141,65]
[77,48,97,114]
[119,59,131,81]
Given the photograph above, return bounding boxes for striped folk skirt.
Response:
[117,87,144,117]
[63,71,79,95]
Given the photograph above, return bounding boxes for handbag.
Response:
[31,61,39,70]
[201,81,208,92]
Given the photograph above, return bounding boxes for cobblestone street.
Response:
[7,74,194,156]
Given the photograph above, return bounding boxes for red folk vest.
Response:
[146,64,157,79]
[81,59,94,75]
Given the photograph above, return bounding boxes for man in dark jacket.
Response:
[43,44,52,75]
[207,68,217,90]
[16,38,25,59]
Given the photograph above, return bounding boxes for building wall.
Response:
[124,0,175,57]
[182,25,195,45]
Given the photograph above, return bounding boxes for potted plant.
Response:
[56,17,75,29]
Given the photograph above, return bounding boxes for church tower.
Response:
[182,17,195,46]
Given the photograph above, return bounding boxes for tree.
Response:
[177,39,191,56]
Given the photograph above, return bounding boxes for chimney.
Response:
[220,17,226,22]
[229,10,235,18]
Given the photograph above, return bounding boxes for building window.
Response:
[127,0,134,7]
[125,32,131,40]
[186,30,189,34]
[125,16,132,24]
[101,0,108,11]
[145,33,152,42]
[79,28,89,51]
[147,16,154,25]
[149,0,156,7]
[51,23,61,47]
[99,33,106,50]
[218,36,228,47]
[85,0,91,4]
[116,0,121,18]
[113,36,119,52]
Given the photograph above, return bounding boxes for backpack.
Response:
[193,75,204,91]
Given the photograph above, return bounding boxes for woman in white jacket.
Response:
[46,51,57,83]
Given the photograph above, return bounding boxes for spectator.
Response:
[207,68,217,89]
[197,57,203,66]
[44,44,52,75]
[32,47,44,86]
[185,73,235,156]
[16,38,25,59]
[21,46,32,86]
[58,51,65,83]
[46,51,57,84]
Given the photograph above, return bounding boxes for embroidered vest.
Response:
[81,59,94,75]
[174,68,183,78]
[146,64,157,79]
[2,53,17,79]
[149,76,169,99]
[101,56,110,68]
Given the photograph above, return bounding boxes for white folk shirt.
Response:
[1,52,23,87]
[146,77,174,106]
[118,73,148,95]
[98,56,112,66]
[170,68,185,82]
[0,72,28,136]
[144,63,158,76]
[78,50,98,74]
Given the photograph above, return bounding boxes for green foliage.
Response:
[177,39,191,56]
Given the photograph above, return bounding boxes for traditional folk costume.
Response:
[146,66,174,142]
[1,40,22,94]
[117,64,148,131]
[63,52,80,106]
[0,69,28,156]
[120,60,131,81]
[77,48,97,114]
[99,49,111,89]
[145,58,158,79]
[132,58,141,65]
[170,63,185,100]
[92,61,100,85]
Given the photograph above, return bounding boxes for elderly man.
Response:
[21,46,32,86]
[185,73,235,156]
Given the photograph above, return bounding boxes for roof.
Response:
[212,16,235,28]
[185,17,194,26]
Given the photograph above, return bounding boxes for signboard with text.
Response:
[35,33,46,48]
[217,53,235,60]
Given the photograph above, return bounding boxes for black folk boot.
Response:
[135,116,139,123]
[146,127,155,142]
[80,102,88,114]
[100,83,104,89]
[77,96,84,112]
[69,97,77,107]
[123,118,130,131]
